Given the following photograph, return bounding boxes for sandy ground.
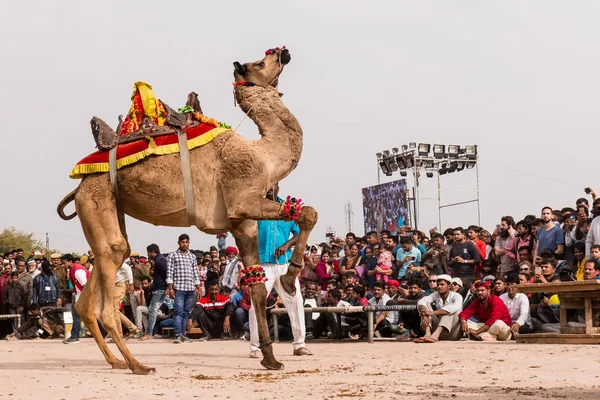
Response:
[1,338,599,400]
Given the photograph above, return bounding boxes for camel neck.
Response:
[234,85,303,181]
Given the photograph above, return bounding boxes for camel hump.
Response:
[91,116,118,151]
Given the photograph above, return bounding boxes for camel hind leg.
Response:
[231,219,283,371]
[75,177,155,375]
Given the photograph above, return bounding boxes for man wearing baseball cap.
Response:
[459,280,512,341]
[415,274,463,343]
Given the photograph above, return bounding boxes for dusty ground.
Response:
[1,338,599,399]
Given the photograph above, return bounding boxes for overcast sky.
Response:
[2,1,599,254]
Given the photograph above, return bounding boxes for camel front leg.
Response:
[231,219,283,370]
[280,205,318,296]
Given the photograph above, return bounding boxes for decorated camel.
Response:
[57,47,317,374]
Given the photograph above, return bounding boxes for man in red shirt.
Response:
[467,226,487,263]
[192,281,234,341]
[458,281,512,341]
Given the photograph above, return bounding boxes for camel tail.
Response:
[57,188,78,220]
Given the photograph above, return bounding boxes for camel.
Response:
[57,47,317,374]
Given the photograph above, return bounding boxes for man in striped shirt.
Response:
[167,234,201,344]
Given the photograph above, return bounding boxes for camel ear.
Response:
[233,62,247,75]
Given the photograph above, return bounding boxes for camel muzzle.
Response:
[281,49,291,65]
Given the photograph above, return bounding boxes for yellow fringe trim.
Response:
[69,127,229,179]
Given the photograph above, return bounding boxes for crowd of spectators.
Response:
[2,189,600,344]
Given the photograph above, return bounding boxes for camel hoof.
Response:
[279,275,296,296]
[131,365,156,375]
[261,359,284,371]
[111,360,129,370]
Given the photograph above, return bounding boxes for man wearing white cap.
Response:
[415,274,463,343]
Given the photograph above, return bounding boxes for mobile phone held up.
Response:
[535,266,542,276]
[585,187,592,194]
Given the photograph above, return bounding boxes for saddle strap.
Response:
[177,130,197,227]
[109,146,119,203]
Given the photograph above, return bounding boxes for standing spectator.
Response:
[14,257,33,308]
[572,205,591,244]
[316,250,337,294]
[421,234,450,275]
[249,183,311,358]
[479,230,494,258]
[493,216,516,277]
[535,207,565,257]
[167,234,201,344]
[141,244,168,340]
[395,236,422,280]
[466,226,487,263]
[339,244,363,282]
[50,253,69,304]
[216,232,228,252]
[448,228,481,283]
[505,220,533,264]
[459,281,512,341]
[129,253,151,330]
[27,259,40,279]
[221,247,242,292]
[114,262,142,339]
[0,262,11,314]
[415,274,463,343]
[32,260,60,307]
[62,254,89,344]
[5,272,26,331]
[585,198,600,258]
[573,242,587,281]
[499,275,532,334]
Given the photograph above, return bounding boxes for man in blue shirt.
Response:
[395,236,422,280]
[535,207,565,257]
[248,184,312,358]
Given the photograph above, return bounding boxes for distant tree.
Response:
[0,227,44,256]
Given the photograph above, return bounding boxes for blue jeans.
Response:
[174,290,196,337]
[145,290,167,335]
[71,303,82,339]
[234,307,248,333]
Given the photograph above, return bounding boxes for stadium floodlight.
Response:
[404,154,414,168]
[409,142,417,149]
[418,143,431,157]
[447,161,458,173]
[379,159,392,176]
[439,162,448,175]
[465,145,478,160]
[456,161,465,172]
[466,161,476,169]
[400,170,408,177]
[401,144,408,152]
[433,144,445,159]
[392,147,399,154]
[383,150,391,157]
[447,145,460,158]
[376,152,383,159]
[396,155,407,169]
[426,171,434,178]
[389,158,399,172]
[423,160,434,169]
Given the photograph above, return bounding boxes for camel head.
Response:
[233,46,291,88]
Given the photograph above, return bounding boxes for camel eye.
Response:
[256,62,265,67]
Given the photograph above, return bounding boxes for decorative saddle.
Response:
[91,92,203,151]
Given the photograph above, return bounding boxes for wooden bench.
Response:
[514,280,600,344]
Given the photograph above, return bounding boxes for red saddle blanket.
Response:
[69,122,227,179]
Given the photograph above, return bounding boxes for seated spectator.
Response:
[5,303,43,340]
[192,281,234,341]
[39,305,66,338]
[450,277,463,294]
[534,259,561,324]
[392,278,426,339]
[499,275,533,335]
[368,282,394,337]
[572,242,586,281]
[415,274,463,343]
[233,280,250,339]
[303,281,322,340]
[134,277,152,333]
[424,274,438,295]
[312,288,341,339]
[518,261,533,280]
[492,277,507,297]
[459,281,512,341]
[477,259,497,279]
